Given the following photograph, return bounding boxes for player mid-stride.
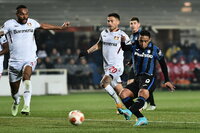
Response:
[0,5,70,116]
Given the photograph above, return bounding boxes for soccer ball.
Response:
[68,110,85,125]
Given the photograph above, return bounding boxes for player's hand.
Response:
[61,22,70,29]
[121,36,126,42]
[164,82,175,92]
[79,51,88,58]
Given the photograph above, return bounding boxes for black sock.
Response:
[130,96,146,114]
[121,97,134,109]
[149,94,156,106]
[133,110,144,118]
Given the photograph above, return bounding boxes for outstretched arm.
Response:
[0,31,4,36]
[79,39,102,58]
[158,57,175,92]
[39,22,70,30]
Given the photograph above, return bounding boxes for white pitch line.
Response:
[0,116,199,124]
[86,119,200,124]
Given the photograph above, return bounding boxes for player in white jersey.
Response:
[79,13,131,113]
[0,35,8,78]
[0,5,70,116]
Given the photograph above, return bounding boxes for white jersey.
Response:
[2,18,40,62]
[100,29,131,69]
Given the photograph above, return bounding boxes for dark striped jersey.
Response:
[130,28,141,44]
[131,42,164,76]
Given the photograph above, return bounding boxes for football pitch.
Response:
[0,90,199,133]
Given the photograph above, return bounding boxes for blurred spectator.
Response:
[165,44,181,61]
[189,58,200,83]
[54,57,67,68]
[77,58,93,89]
[37,44,48,59]
[63,48,75,63]
[66,58,79,89]
[50,48,60,61]
[45,57,54,69]
[35,58,46,69]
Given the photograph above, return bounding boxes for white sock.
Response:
[23,80,32,107]
[104,85,121,104]
[12,92,20,105]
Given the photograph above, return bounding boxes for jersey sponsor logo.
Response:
[114,36,119,40]
[13,29,34,34]
[27,23,32,26]
[103,42,117,46]
[135,51,153,58]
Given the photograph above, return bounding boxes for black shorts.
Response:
[126,74,156,99]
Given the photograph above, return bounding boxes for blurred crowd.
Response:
[157,40,200,86]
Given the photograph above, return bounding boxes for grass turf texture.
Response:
[0,90,199,133]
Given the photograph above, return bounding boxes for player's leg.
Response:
[129,76,156,126]
[10,80,21,116]
[21,65,33,115]
[100,75,122,111]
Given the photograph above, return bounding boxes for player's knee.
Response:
[119,89,128,99]
[100,76,112,88]
[138,89,149,99]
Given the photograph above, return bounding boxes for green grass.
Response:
[0,91,200,133]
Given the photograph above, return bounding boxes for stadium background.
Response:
[0,0,200,133]
[1,0,200,90]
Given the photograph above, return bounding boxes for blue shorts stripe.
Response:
[147,77,155,90]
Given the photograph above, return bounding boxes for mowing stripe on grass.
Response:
[0,116,199,124]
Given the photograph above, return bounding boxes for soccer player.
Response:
[0,5,70,116]
[0,35,8,79]
[79,13,131,113]
[127,17,156,110]
[118,30,175,126]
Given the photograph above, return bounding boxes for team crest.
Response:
[114,36,119,40]
[27,23,32,26]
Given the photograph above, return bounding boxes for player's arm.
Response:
[0,31,4,36]
[79,38,102,58]
[158,57,175,91]
[121,36,132,51]
[39,22,70,30]
[0,42,9,55]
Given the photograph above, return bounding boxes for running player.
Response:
[0,5,70,116]
[118,30,175,126]
[79,13,131,113]
[0,35,8,79]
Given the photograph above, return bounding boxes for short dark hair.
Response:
[130,17,139,22]
[108,13,120,20]
[16,5,27,10]
[140,30,151,38]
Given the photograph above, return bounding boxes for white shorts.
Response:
[8,60,37,82]
[104,65,124,83]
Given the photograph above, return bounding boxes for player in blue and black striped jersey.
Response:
[126,17,156,110]
[118,30,175,126]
